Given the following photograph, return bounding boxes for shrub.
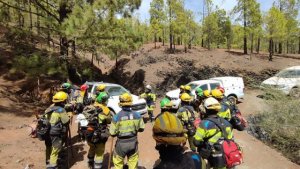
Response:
[255,90,300,164]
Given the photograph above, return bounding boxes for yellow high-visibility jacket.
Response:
[110,108,145,138]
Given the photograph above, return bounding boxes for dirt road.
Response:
[0,89,299,169]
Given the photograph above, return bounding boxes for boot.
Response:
[88,156,94,169]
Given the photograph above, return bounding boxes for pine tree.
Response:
[149,0,165,48]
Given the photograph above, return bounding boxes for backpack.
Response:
[153,112,187,145]
[36,106,60,141]
[207,118,243,168]
[182,106,197,136]
[83,106,109,143]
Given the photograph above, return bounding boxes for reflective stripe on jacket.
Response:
[194,117,233,144]
[110,109,145,138]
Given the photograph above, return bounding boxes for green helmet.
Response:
[160,98,173,109]
[96,92,109,103]
[196,87,203,97]
[61,82,71,89]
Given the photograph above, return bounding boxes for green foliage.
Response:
[13,53,67,78]
[257,91,300,164]
[265,7,287,40]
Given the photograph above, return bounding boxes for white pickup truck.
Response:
[166,76,245,109]
[84,81,148,115]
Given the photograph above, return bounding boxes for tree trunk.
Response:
[250,33,254,54]
[256,37,260,53]
[91,52,94,66]
[201,39,204,47]
[162,28,165,46]
[71,39,76,57]
[243,1,247,54]
[286,40,289,54]
[154,33,157,49]
[36,5,40,34]
[298,36,300,54]
[269,38,274,61]
[279,42,282,54]
[275,43,277,53]
[58,2,69,56]
[28,0,32,30]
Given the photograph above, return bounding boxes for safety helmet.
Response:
[119,93,133,106]
[52,91,68,103]
[160,98,173,109]
[146,85,152,90]
[204,97,221,111]
[96,92,109,103]
[80,84,89,91]
[96,84,106,91]
[196,87,203,97]
[180,85,184,90]
[184,85,191,92]
[61,82,71,89]
[203,90,211,98]
[211,89,224,99]
[217,86,225,94]
[153,112,187,145]
[180,93,192,102]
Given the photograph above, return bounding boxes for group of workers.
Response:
[37,82,245,169]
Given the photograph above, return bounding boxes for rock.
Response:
[24,163,34,169]
[16,159,24,163]
[17,124,27,129]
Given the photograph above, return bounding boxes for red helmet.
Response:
[217,86,225,93]
[80,84,89,91]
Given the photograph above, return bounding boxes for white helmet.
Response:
[204,97,221,111]
[146,85,152,90]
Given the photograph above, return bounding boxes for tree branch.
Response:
[32,0,60,22]
[0,0,46,18]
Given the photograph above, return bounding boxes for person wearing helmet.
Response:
[184,85,193,96]
[177,93,197,152]
[95,84,107,96]
[43,91,70,169]
[74,84,90,114]
[83,92,112,169]
[193,97,233,169]
[140,84,156,122]
[60,82,72,94]
[192,87,205,114]
[110,93,145,169]
[211,89,231,121]
[153,98,206,169]
[179,85,185,95]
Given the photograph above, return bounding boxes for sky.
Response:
[134,0,276,23]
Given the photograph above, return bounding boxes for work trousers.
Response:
[113,137,139,169]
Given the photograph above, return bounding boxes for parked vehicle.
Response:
[85,81,148,115]
[261,66,300,97]
[166,77,245,109]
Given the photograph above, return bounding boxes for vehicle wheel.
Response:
[290,88,300,98]
[227,95,237,105]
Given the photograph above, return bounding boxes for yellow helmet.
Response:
[180,93,192,102]
[203,90,211,98]
[96,84,106,91]
[211,89,224,99]
[204,97,221,111]
[184,85,191,92]
[119,93,133,106]
[180,85,185,90]
[52,91,68,103]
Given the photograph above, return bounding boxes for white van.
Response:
[166,77,245,109]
